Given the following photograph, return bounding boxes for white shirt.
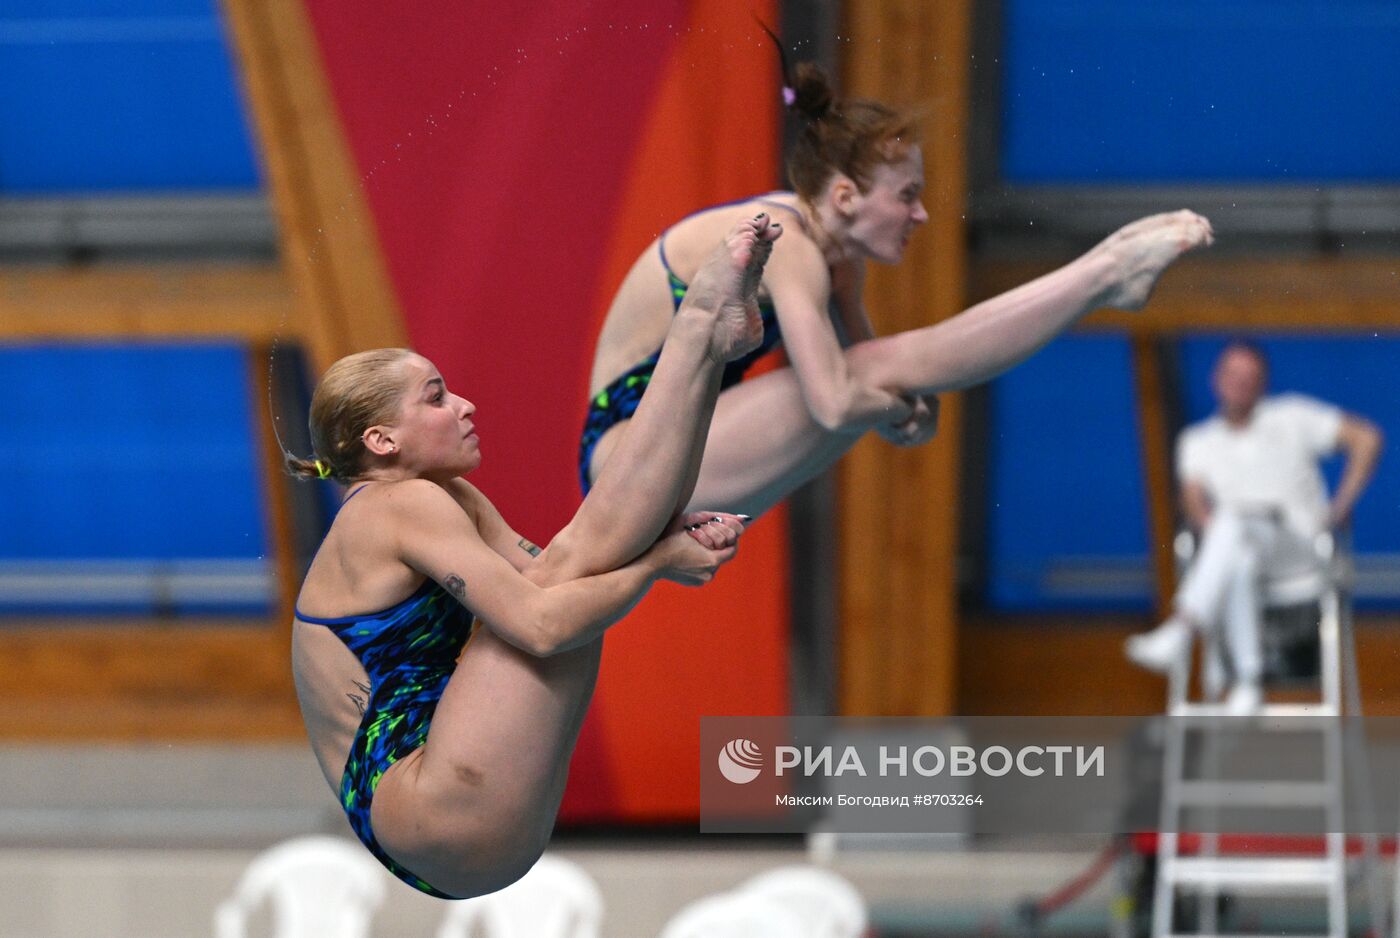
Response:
[1177,394,1343,536]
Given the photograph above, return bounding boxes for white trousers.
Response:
[1175,508,1325,683]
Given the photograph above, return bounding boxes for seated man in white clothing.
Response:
[1126,340,1383,713]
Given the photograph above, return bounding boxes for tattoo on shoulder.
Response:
[346,679,372,715]
[518,537,542,558]
[444,573,467,600]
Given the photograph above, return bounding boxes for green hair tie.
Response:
[315,459,332,480]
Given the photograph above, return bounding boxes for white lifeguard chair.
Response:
[1149,528,1385,938]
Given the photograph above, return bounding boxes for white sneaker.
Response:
[1224,682,1263,717]
[1125,619,1191,674]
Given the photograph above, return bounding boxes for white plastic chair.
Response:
[739,865,868,938]
[214,835,387,938]
[435,854,603,938]
[659,891,807,938]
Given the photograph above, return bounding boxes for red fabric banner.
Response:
[303,0,786,820]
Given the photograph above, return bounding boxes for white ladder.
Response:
[1149,534,1382,938]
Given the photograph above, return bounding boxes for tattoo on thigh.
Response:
[518,537,542,558]
[346,679,372,715]
[444,573,467,601]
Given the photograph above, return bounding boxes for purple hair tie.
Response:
[782,86,796,107]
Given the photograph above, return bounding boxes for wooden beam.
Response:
[839,0,971,716]
[0,624,289,695]
[973,256,1400,333]
[0,265,292,339]
[0,623,302,740]
[960,615,1400,717]
[959,617,1161,715]
[0,698,305,742]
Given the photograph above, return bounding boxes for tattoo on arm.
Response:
[346,679,372,715]
[518,537,542,558]
[444,573,467,601]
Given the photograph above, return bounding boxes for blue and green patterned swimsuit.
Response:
[296,549,474,899]
[577,195,804,494]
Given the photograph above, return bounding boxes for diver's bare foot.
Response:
[681,213,783,363]
[1094,210,1214,311]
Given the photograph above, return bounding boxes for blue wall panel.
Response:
[0,1,259,193]
[1003,1,1400,183]
[986,335,1152,611]
[0,343,273,615]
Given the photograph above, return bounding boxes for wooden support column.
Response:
[1132,335,1179,615]
[838,0,970,716]
[220,0,407,372]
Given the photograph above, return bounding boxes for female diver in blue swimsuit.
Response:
[287,215,780,899]
[581,59,1214,512]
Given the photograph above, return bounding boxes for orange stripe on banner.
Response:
[564,0,785,821]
